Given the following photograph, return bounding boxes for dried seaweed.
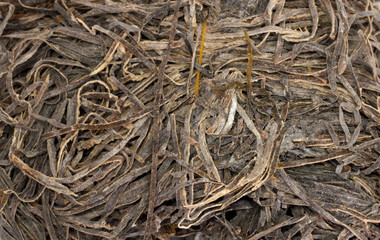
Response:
[0,0,379,239]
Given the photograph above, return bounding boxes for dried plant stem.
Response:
[195,20,207,96]
[244,29,253,102]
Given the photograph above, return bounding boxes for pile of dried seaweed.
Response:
[0,0,379,239]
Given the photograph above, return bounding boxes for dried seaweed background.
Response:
[0,0,379,239]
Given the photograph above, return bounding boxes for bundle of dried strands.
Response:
[0,0,379,239]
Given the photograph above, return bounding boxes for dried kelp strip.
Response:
[247,215,305,240]
[278,168,367,239]
[0,3,15,36]
[0,0,379,239]
[144,1,181,238]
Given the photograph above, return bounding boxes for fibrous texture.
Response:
[0,0,379,239]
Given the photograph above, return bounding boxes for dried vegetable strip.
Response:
[0,0,378,239]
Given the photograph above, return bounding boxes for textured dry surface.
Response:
[0,0,379,239]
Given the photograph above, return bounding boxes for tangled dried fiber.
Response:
[0,0,379,239]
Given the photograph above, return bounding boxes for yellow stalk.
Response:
[195,20,207,96]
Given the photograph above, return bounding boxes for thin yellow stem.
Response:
[195,20,207,96]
